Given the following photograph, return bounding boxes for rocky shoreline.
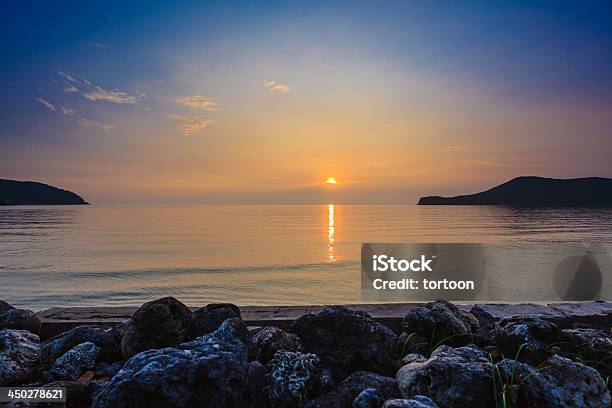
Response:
[1,298,611,407]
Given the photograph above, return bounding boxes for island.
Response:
[418,176,612,206]
[0,179,89,205]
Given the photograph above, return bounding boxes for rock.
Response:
[400,300,479,352]
[92,345,248,408]
[179,318,250,361]
[47,380,93,408]
[244,360,271,408]
[353,388,385,408]
[305,371,399,408]
[42,325,122,366]
[120,297,193,359]
[382,396,438,408]
[495,355,611,408]
[558,328,611,377]
[190,303,241,338]
[0,308,42,335]
[51,342,100,381]
[0,300,13,314]
[0,329,40,386]
[253,326,303,363]
[400,353,426,366]
[291,306,398,377]
[266,351,320,407]
[493,316,559,364]
[94,361,123,379]
[396,345,494,408]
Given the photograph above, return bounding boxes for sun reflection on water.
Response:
[328,204,336,262]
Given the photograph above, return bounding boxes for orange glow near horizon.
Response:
[325,177,337,185]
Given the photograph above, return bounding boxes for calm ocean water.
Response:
[1,204,611,310]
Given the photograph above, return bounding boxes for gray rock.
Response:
[190,303,241,338]
[493,316,559,364]
[0,308,42,335]
[495,355,610,408]
[179,318,250,361]
[400,300,479,354]
[397,345,494,408]
[94,361,123,379]
[244,360,271,408]
[0,300,13,314]
[305,371,399,408]
[291,306,398,377]
[266,351,320,407]
[353,388,385,408]
[400,353,426,366]
[92,346,247,408]
[382,396,438,408]
[42,325,122,366]
[51,342,100,381]
[121,297,193,359]
[0,329,40,386]
[253,326,303,363]
[558,328,611,377]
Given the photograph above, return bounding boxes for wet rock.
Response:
[305,371,399,408]
[190,303,241,338]
[120,297,193,359]
[397,345,494,408]
[558,328,611,377]
[51,342,100,381]
[266,351,320,407]
[0,308,42,335]
[495,355,611,408]
[42,325,122,366]
[0,329,40,386]
[92,345,248,408]
[493,316,559,364]
[382,396,438,408]
[352,388,385,408]
[291,306,398,377]
[253,326,303,363]
[400,300,479,353]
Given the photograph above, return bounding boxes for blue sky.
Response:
[1,1,612,203]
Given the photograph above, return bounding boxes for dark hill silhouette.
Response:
[0,179,88,205]
[418,176,612,206]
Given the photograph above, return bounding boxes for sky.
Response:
[1,1,612,204]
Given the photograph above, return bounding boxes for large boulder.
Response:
[0,307,42,335]
[253,326,303,363]
[121,297,193,359]
[398,300,479,356]
[179,318,251,360]
[266,351,320,407]
[305,371,399,408]
[495,355,610,407]
[244,360,270,408]
[0,329,41,386]
[493,316,559,364]
[42,325,122,366]
[396,345,494,408]
[558,328,612,377]
[291,306,398,377]
[51,342,100,381]
[190,303,241,338]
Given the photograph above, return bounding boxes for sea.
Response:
[1,204,611,310]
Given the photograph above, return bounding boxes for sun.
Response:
[325,177,337,185]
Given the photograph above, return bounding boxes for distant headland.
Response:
[0,179,89,205]
[418,176,612,206]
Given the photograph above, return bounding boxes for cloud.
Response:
[34,97,55,111]
[77,118,114,131]
[62,83,79,93]
[167,113,213,135]
[175,95,219,111]
[82,86,140,104]
[263,80,291,93]
[444,146,463,152]
[61,106,75,116]
[57,70,78,83]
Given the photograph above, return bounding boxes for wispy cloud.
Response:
[175,95,219,111]
[61,105,75,116]
[83,86,140,104]
[89,42,108,49]
[62,83,79,93]
[34,97,55,111]
[57,70,78,83]
[444,146,463,152]
[167,113,213,135]
[263,80,291,93]
[77,118,114,131]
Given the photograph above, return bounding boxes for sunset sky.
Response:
[1,1,612,204]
